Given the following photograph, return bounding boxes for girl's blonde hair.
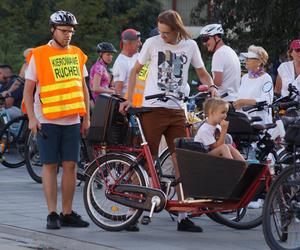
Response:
[203,98,229,117]
[248,45,269,66]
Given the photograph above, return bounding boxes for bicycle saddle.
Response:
[127,107,152,115]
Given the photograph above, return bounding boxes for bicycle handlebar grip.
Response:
[242,104,258,112]
[197,85,209,92]
[145,93,166,100]
[279,101,298,109]
[220,92,228,99]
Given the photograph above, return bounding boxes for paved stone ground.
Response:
[0,165,270,250]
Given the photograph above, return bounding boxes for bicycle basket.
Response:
[285,119,300,145]
[87,94,129,145]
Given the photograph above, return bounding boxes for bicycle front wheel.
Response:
[157,148,176,200]
[83,153,146,231]
[263,165,300,250]
[0,115,28,168]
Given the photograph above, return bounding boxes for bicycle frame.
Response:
[90,113,274,216]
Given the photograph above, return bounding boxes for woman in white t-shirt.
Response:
[120,10,215,233]
[233,45,273,124]
[274,39,300,97]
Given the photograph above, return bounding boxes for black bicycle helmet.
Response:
[96,42,117,53]
[49,10,78,27]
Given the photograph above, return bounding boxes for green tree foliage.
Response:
[0,0,161,72]
[191,0,300,63]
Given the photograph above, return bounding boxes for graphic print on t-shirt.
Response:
[157,50,187,92]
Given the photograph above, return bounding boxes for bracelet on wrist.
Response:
[209,84,218,90]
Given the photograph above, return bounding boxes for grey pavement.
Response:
[0,165,270,250]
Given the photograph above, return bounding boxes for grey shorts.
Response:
[37,123,80,164]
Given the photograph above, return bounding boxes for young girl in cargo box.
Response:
[194,98,245,161]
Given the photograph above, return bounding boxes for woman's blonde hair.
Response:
[203,98,229,117]
[157,10,191,40]
[248,45,269,65]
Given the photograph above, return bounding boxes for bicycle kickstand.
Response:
[141,196,161,225]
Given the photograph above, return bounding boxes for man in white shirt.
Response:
[199,24,241,101]
[113,29,142,97]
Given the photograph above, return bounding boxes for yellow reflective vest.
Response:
[126,63,148,107]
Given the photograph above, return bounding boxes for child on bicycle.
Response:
[194,98,245,161]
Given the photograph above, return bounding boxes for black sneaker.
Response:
[126,222,140,232]
[47,212,61,229]
[60,211,89,227]
[177,218,203,232]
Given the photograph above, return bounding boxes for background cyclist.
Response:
[199,24,241,102]
[89,42,117,100]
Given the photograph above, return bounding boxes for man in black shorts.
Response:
[23,11,90,230]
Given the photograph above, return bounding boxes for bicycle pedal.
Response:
[141,215,151,225]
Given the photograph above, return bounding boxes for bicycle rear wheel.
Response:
[25,133,90,184]
[0,115,28,168]
[83,153,146,231]
[263,165,300,250]
[25,131,42,183]
[205,152,275,229]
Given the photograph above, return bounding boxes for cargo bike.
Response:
[83,94,274,231]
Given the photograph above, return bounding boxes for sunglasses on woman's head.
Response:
[201,36,210,43]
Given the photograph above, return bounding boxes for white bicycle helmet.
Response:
[49,10,78,27]
[199,24,224,37]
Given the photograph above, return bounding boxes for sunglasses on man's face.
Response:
[294,48,300,53]
[200,36,210,43]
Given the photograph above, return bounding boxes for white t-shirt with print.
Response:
[277,61,300,96]
[237,73,274,124]
[25,44,88,125]
[112,53,139,97]
[138,35,205,109]
[212,45,241,101]
[194,122,221,150]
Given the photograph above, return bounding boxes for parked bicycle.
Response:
[83,94,274,231]
[0,113,29,168]
[262,119,300,250]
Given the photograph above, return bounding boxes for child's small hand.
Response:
[220,119,229,129]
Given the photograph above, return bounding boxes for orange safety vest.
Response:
[126,63,148,107]
[32,45,87,119]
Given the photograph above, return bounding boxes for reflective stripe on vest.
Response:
[41,89,84,104]
[21,99,26,114]
[130,64,148,107]
[33,45,87,119]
